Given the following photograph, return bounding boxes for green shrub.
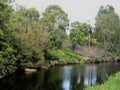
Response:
[63,49,83,61]
[49,50,65,60]
[96,56,103,62]
[49,49,83,64]
[21,62,34,68]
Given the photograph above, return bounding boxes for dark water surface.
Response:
[1,62,120,90]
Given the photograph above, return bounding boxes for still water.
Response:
[0,62,120,90]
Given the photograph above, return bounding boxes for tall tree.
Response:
[94,5,120,54]
[23,8,40,20]
[41,5,69,49]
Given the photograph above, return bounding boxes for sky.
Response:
[14,0,120,26]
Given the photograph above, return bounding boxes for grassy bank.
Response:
[44,49,84,66]
[86,72,120,90]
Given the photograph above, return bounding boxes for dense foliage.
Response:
[0,2,80,75]
[70,22,92,48]
[0,1,16,75]
[94,5,120,55]
[1,1,120,76]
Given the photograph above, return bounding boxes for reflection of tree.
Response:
[62,66,72,90]
[61,65,86,90]
[96,63,106,84]
[1,63,120,90]
[96,62,120,84]
[84,64,96,86]
[62,65,88,90]
[0,71,45,90]
[70,65,85,90]
[43,68,64,90]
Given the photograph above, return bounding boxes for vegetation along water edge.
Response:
[85,72,120,90]
[1,0,120,83]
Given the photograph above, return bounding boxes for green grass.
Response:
[86,72,120,90]
[49,49,83,64]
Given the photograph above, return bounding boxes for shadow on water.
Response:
[1,62,120,90]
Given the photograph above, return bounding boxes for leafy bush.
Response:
[49,49,83,64]
[49,50,65,60]
[0,56,16,75]
[21,62,34,68]
[64,50,83,61]
[96,56,103,63]
[90,39,103,48]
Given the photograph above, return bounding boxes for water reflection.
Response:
[62,66,72,90]
[1,62,120,90]
[84,65,96,86]
[62,64,97,90]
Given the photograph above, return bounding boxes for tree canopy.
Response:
[94,5,120,54]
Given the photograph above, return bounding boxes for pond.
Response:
[0,62,120,90]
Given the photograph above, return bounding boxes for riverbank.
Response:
[85,72,120,90]
[0,58,119,77]
[25,58,120,73]
[0,48,120,78]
